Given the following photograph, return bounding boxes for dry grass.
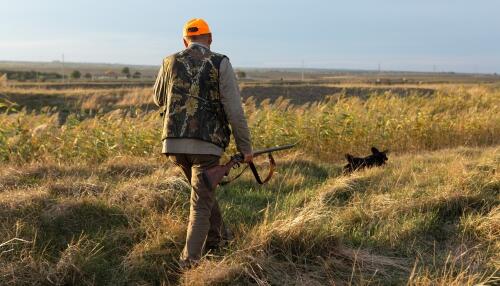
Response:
[0,146,497,285]
[0,85,498,285]
[179,147,499,285]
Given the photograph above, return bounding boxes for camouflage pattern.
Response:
[162,46,231,149]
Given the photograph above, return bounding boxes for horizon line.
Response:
[0,59,498,76]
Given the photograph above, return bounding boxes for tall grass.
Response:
[0,85,498,285]
[0,86,498,163]
[248,86,498,158]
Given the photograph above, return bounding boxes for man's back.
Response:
[159,45,231,149]
[154,43,252,157]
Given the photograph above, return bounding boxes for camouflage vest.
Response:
[162,46,231,149]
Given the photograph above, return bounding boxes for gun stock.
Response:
[202,157,241,191]
[202,165,230,191]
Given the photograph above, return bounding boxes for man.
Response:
[153,18,253,267]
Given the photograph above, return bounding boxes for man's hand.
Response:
[243,153,253,163]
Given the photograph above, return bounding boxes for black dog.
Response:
[343,147,389,174]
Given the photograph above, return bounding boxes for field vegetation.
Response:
[0,84,498,285]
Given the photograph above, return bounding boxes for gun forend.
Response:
[252,143,296,157]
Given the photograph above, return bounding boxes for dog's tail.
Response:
[345,154,354,162]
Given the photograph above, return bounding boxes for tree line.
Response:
[0,67,142,81]
[71,67,142,79]
[0,70,62,81]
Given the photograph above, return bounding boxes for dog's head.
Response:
[371,147,389,165]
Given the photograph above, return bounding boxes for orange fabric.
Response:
[183,18,211,37]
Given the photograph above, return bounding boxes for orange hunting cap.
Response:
[183,18,211,37]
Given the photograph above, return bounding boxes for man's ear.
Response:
[208,33,213,46]
[371,147,380,154]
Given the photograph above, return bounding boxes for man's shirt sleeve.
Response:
[153,59,168,107]
[219,58,253,155]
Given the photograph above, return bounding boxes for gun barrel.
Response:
[253,143,296,157]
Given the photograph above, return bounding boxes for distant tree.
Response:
[70,70,81,79]
[105,70,118,79]
[235,70,246,79]
[84,73,92,80]
[122,67,131,78]
[132,71,141,79]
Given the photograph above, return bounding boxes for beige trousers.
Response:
[167,154,226,264]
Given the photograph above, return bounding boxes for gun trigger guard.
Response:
[234,162,241,169]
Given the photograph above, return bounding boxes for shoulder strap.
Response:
[249,153,276,184]
[220,153,276,186]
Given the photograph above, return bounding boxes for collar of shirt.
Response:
[189,42,209,50]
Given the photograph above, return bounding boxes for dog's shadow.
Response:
[322,173,383,206]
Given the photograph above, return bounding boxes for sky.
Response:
[0,0,499,73]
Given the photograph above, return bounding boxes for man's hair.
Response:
[185,33,211,43]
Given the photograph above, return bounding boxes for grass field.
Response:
[0,84,499,285]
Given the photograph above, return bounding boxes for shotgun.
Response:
[202,144,296,191]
